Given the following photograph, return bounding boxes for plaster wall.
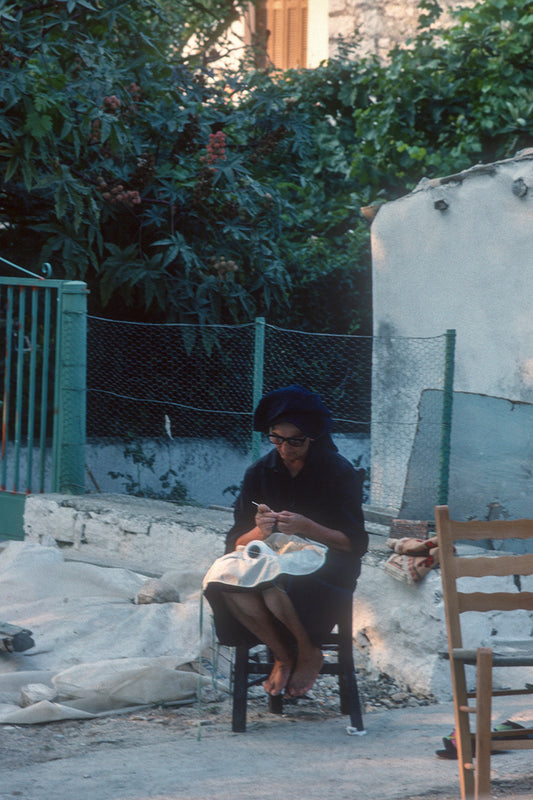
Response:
[372,155,533,400]
[3,435,368,509]
[370,152,533,513]
[307,0,329,66]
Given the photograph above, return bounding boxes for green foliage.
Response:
[348,0,533,195]
[0,0,369,333]
[2,0,533,334]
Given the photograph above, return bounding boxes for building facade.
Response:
[239,0,465,69]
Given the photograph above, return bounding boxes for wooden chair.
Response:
[435,505,533,800]
[231,590,365,733]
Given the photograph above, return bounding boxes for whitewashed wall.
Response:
[370,151,533,519]
[86,434,369,508]
[23,494,533,701]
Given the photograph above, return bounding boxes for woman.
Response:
[204,385,368,699]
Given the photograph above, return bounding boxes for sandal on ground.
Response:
[435,721,526,759]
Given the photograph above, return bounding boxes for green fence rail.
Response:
[0,269,87,539]
[438,329,456,506]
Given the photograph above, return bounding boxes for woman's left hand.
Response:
[276,511,308,536]
[276,511,351,551]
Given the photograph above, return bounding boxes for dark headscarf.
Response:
[253,385,332,440]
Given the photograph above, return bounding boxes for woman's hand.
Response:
[234,503,278,548]
[277,510,352,552]
[276,511,306,536]
[255,503,279,538]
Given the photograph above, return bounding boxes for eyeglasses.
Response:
[268,433,308,448]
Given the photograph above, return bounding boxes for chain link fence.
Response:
[370,331,454,519]
[86,317,452,515]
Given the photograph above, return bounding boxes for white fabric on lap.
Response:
[202,534,325,591]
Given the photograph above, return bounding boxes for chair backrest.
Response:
[435,505,533,651]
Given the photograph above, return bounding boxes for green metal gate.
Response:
[0,272,87,540]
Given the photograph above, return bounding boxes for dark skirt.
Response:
[204,563,358,647]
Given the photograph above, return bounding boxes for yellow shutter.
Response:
[264,0,308,70]
[270,1,284,68]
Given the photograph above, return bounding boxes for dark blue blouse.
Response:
[225,439,368,590]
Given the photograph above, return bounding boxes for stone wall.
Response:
[24,494,229,578]
[329,0,466,60]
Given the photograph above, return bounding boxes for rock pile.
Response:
[244,667,436,716]
[305,669,437,714]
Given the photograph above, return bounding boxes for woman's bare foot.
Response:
[286,646,323,697]
[263,658,293,696]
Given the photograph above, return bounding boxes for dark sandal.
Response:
[436,721,526,759]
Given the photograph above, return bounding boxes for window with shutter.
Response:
[261,0,308,70]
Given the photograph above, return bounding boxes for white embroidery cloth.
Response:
[202,532,326,591]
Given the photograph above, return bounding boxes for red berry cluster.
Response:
[128,83,140,101]
[97,177,141,208]
[124,83,141,117]
[209,256,238,280]
[89,118,101,144]
[103,95,121,113]
[201,131,226,167]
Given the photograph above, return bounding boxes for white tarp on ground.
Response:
[0,540,218,723]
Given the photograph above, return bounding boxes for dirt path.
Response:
[2,691,533,800]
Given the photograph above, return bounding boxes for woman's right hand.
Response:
[255,503,278,538]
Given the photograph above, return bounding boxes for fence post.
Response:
[52,281,87,494]
[438,328,456,505]
[251,317,265,463]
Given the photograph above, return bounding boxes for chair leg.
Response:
[232,644,249,732]
[338,639,365,731]
[337,600,364,731]
[451,658,476,800]
[475,648,493,800]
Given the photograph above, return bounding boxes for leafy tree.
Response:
[0,0,369,333]
[3,0,532,335]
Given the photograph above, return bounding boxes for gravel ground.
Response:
[1,667,431,769]
[2,668,533,799]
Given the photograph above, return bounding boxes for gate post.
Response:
[52,281,87,494]
[438,328,456,505]
[251,317,265,463]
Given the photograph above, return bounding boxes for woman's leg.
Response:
[222,591,294,695]
[262,586,323,698]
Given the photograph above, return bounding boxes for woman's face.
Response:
[269,421,311,466]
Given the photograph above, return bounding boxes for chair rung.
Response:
[459,705,477,713]
[247,662,273,674]
[246,676,266,689]
[466,688,533,699]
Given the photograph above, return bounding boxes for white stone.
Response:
[20,683,57,707]
[135,579,180,605]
